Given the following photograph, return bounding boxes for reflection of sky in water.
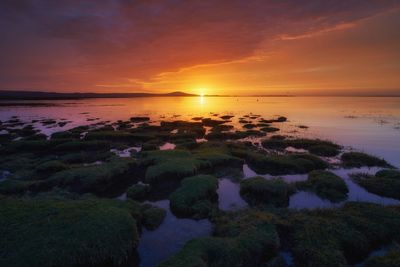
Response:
[241,164,400,210]
[1,96,399,167]
[137,200,212,267]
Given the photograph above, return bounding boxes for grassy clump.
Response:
[169,175,218,218]
[130,116,150,122]
[236,150,328,175]
[201,118,226,127]
[141,150,208,184]
[240,177,295,207]
[341,152,392,168]
[161,210,279,267]
[296,170,349,202]
[53,140,111,152]
[291,202,400,266]
[0,197,141,267]
[351,169,400,199]
[85,130,153,142]
[35,160,68,175]
[0,179,36,195]
[262,138,341,157]
[260,126,280,132]
[47,157,137,194]
[365,250,400,267]
[126,183,151,200]
[243,123,257,129]
[141,147,243,184]
[141,204,167,230]
[59,151,113,164]
[206,130,266,140]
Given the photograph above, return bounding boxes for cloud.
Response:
[0,0,398,91]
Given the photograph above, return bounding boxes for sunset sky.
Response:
[0,0,399,96]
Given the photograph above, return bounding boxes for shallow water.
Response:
[240,164,400,210]
[1,96,399,167]
[137,200,212,267]
[218,178,248,211]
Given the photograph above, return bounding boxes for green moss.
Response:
[260,126,280,132]
[376,169,400,179]
[53,140,110,152]
[193,148,244,169]
[35,160,68,175]
[0,139,72,155]
[85,130,153,142]
[296,170,348,202]
[0,197,140,267]
[365,250,400,267]
[59,151,113,164]
[266,255,287,267]
[141,204,167,230]
[141,148,242,184]
[201,118,226,127]
[220,115,234,120]
[130,116,150,122]
[46,158,138,194]
[127,183,151,200]
[341,152,391,168]
[141,150,208,184]
[211,124,234,132]
[262,138,341,156]
[162,210,280,267]
[243,123,256,129]
[169,175,218,218]
[308,145,339,157]
[240,177,295,207]
[351,170,400,199]
[240,151,328,175]
[291,202,400,266]
[0,179,36,194]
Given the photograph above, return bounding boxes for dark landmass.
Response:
[0,90,197,100]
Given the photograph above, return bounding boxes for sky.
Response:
[0,0,400,96]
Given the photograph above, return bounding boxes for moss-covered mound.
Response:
[351,169,400,199]
[0,157,138,195]
[341,152,392,168]
[240,177,295,207]
[140,150,208,184]
[141,147,243,184]
[365,249,400,267]
[262,138,341,157]
[127,183,151,200]
[161,210,280,267]
[141,204,167,230]
[0,197,141,267]
[296,170,349,202]
[169,175,218,218]
[291,202,400,266]
[260,126,280,133]
[235,150,328,175]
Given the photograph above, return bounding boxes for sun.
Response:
[198,88,206,97]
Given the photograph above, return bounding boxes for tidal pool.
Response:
[137,200,212,267]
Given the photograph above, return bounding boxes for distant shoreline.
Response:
[0,90,399,100]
